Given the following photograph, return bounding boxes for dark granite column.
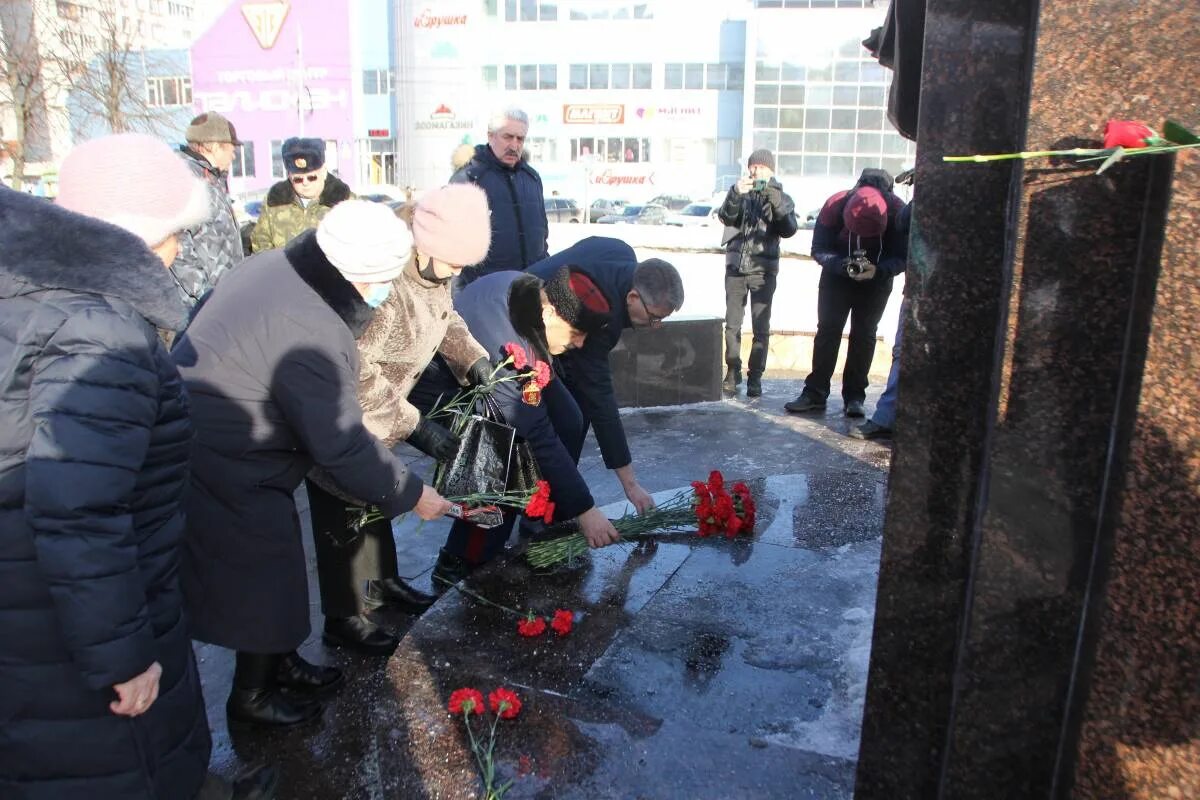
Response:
[855,1,1200,798]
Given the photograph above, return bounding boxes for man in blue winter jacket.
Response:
[529,237,684,514]
[450,107,549,285]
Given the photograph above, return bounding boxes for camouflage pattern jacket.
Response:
[171,147,243,307]
[250,175,352,252]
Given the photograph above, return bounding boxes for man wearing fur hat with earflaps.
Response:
[405,264,624,586]
[305,183,501,655]
[250,136,353,253]
[785,168,908,417]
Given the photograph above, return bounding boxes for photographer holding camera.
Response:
[785,168,908,417]
[719,149,799,397]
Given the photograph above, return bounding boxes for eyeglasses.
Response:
[636,294,666,326]
[290,174,320,184]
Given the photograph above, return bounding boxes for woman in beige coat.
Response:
[306,184,494,654]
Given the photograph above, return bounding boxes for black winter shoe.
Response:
[783,393,826,413]
[745,374,762,397]
[432,548,472,594]
[231,765,279,800]
[722,368,742,393]
[364,577,437,613]
[322,615,399,656]
[849,420,893,440]
[275,651,344,694]
[844,400,866,418]
[226,688,321,728]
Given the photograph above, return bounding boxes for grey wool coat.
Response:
[0,187,210,800]
[172,229,424,653]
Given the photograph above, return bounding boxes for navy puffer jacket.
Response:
[0,188,210,800]
[451,143,548,280]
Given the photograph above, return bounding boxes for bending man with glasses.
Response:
[251,136,353,253]
[527,237,684,515]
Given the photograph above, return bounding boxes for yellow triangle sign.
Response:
[241,1,290,50]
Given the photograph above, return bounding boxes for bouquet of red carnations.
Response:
[524,471,755,568]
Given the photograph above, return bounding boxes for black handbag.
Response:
[435,394,542,500]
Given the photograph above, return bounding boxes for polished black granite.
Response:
[854,0,1199,797]
[609,316,722,407]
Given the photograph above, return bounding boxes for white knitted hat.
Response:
[316,200,414,282]
[56,133,210,246]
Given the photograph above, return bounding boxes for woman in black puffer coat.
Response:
[0,142,213,798]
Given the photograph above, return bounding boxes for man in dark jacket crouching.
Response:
[719,149,799,397]
[173,200,453,730]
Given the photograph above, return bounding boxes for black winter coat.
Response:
[811,186,909,281]
[527,237,635,470]
[0,188,210,799]
[719,178,799,276]
[172,231,424,653]
[448,271,594,520]
[451,144,548,278]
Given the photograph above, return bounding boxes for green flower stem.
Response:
[433,574,526,618]
[944,142,1199,164]
[462,711,491,791]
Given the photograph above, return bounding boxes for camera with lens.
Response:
[752,178,768,193]
[845,249,872,277]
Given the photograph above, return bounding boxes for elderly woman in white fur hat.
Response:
[305,183,497,656]
[171,199,454,729]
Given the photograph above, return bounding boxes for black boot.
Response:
[322,614,399,656]
[745,373,762,397]
[431,548,472,594]
[364,577,436,613]
[722,366,742,393]
[227,652,322,728]
[275,651,344,694]
[231,765,279,800]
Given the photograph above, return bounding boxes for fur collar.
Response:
[265,174,352,208]
[284,229,375,338]
[0,187,187,330]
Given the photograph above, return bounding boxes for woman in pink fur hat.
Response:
[305,183,496,655]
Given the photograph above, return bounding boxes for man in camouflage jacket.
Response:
[251,137,353,252]
[172,112,244,308]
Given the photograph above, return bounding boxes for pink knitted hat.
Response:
[412,183,492,267]
[56,133,209,246]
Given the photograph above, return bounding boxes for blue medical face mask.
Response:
[362,283,391,308]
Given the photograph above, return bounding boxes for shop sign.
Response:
[416,104,473,131]
[590,169,656,187]
[414,8,468,28]
[635,105,703,120]
[368,129,390,138]
[196,86,348,113]
[563,104,624,125]
[241,1,290,49]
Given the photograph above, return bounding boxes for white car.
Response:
[665,203,720,227]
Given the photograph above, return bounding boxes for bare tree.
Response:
[0,2,61,191]
[55,1,177,138]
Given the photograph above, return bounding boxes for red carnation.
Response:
[448,687,485,716]
[707,470,725,492]
[1103,119,1156,149]
[488,687,523,719]
[550,609,574,637]
[542,501,555,524]
[504,342,529,370]
[691,481,711,504]
[532,360,552,388]
[525,480,551,518]
[517,614,546,637]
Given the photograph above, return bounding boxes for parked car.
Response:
[545,197,584,223]
[596,203,667,225]
[647,194,692,211]
[665,202,719,227]
[589,198,629,223]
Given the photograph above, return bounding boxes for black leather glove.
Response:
[407,418,460,462]
[465,357,494,394]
